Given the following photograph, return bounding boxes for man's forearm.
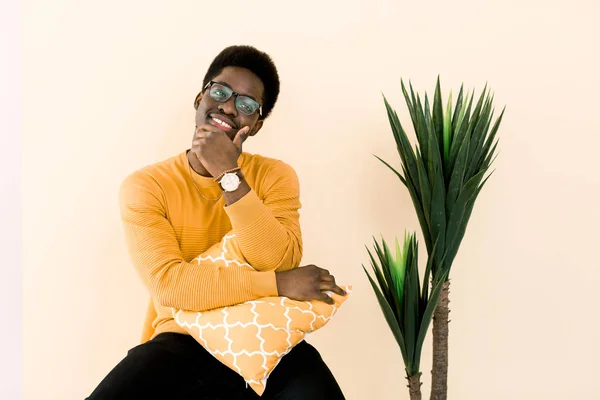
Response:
[224,191,302,271]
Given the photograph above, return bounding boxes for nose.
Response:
[218,96,238,117]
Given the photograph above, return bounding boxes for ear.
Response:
[249,118,264,136]
[193,92,203,110]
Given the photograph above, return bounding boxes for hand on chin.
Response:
[190,123,250,178]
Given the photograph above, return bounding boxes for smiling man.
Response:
[86,46,346,399]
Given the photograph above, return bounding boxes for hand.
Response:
[191,124,250,177]
[275,265,346,305]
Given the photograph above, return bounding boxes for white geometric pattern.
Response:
[192,234,253,269]
[172,233,350,395]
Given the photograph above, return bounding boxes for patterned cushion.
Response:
[172,234,350,395]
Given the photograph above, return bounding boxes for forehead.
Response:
[212,66,264,102]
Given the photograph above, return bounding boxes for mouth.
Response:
[208,114,236,132]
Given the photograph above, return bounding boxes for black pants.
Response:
[86,332,345,400]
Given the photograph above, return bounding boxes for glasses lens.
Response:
[209,83,232,103]
[236,96,260,116]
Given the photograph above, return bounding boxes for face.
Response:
[194,66,265,141]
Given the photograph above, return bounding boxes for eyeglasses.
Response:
[203,81,262,117]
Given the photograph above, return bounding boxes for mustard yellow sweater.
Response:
[119,151,303,342]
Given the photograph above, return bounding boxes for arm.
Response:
[120,172,277,312]
[224,161,303,272]
[191,126,302,272]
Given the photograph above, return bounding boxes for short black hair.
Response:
[201,45,280,119]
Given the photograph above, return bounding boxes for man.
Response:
[87,45,347,399]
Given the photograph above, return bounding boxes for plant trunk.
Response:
[430,280,450,400]
[407,373,422,400]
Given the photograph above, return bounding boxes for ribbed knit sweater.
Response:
[119,151,303,342]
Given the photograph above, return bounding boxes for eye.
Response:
[239,102,252,113]
[237,98,258,115]
[210,84,231,101]
[212,88,228,99]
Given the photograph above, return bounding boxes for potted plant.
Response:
[364,78,504,399]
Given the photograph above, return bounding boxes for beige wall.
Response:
[23,0,600,399]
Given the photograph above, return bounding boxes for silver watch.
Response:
[219,172,241,192]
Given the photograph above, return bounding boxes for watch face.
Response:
[221,173,241,192]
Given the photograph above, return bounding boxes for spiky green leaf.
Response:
[445,171,494,267]
[474,107,505,172]
[374,155,407,187]
[416,148,432,230]
[451,84,465,133]
[381,237,403,319]
[443,169,488,269]
[443,91,453,165]
[433,76,445,159]
[466,95,494,178]
[403,246,419,367]
[448,89,474,170]
[400,79,419,138]
[446,135,470,216]
[430,171,447,276]
[383,95,420,195]
[402,166,433,252]
[363,264,409,364]
[365,245,389,298]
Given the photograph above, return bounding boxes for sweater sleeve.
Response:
[119,172,277,312]
[224,161,303,272]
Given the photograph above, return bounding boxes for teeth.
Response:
[212,117,232,129]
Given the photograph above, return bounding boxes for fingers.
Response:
[295,265,346,304]
[319,281,346,297]
[330,285,347,297]
[318,268,345,294]
[192,126,210,147]
[194,124,248,148]
[192,124,239,149]
[193,124,224,144]
[197,124,221,134]
[317,292,335,305]
[318,269,346,297]
[232,126,250,150]
[192,136,206,148]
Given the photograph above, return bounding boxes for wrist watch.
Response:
[219,171,242,192]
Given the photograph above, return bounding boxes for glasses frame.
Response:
[203,81,262,117]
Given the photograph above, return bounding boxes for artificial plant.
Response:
[364,233,448,400]
[365,77,503,399]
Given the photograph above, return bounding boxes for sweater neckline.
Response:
[181,150,247,189]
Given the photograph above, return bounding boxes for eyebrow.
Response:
[213,80,261,104]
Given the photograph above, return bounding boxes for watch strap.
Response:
[214,167,241,183]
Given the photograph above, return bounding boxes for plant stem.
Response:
[430,280,450,400]
[407,373,422,400]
